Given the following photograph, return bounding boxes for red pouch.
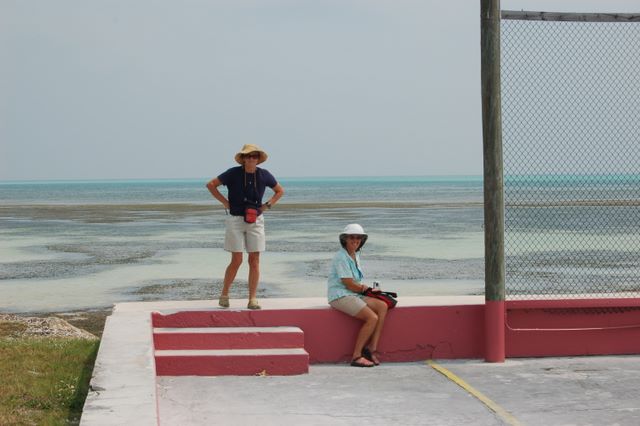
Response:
[244,207,258,224]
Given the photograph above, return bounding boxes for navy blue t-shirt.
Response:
[218,166,277,216]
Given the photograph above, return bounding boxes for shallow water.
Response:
[0,202,485,312]
[1,176,638,312]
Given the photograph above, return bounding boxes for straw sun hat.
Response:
[234,144,268,165]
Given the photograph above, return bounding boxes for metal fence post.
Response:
[481,0,506,362]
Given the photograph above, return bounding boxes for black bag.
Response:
[362,288,398,309]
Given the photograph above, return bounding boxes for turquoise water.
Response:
[2,174,638,205]
[0,175,483,205]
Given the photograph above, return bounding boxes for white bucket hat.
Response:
[339,223,368,250]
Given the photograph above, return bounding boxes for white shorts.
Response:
[224,215,266,253]
[329,295,367,317]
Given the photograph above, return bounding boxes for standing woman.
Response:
[206,144,284,309]
[327,224,388,367]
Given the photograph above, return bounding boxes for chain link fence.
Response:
[501,12,640,299]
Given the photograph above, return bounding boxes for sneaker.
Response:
[218,295,230,308]
[247,298,261,310]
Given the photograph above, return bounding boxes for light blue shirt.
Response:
[327,248,364,302]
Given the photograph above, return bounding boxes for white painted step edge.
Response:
[153,326,303,334]
[155,348,308,357]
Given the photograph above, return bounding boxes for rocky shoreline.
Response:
[0,309,111,340]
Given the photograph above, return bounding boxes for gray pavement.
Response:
[82,300,640,425]
[441,356,640,426]
[157,356,640,425]
[157,362,502,425]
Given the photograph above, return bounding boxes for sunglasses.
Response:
[347,235,363,240]
[244,153,260,159]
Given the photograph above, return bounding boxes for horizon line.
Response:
[0,174,484,185]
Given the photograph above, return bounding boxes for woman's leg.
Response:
[363,298,388,359]
[352,306,378,362]
[247,252,260,300]
[221,252,243,297]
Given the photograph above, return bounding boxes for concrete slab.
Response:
[82,297,640,425]
[157,357,640,425]
[438,356,640,426]
[157,362,505,426]
[83,297,481,425]
[80,309,157,425]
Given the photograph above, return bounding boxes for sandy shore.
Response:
[0,201,483,223]
[3,198,635,223]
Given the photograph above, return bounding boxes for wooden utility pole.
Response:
[481,0,505,362]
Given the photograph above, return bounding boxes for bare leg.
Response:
[363,298,388,353]
[352,306,378,361]
[247,252,260,300]
[221,252,243,297]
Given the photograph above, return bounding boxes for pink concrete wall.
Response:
[152,298,640,363]
[152,305,486,363]
[505,298,640,357]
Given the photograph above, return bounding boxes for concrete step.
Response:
[155,348,309,376]
[153,326,304,350]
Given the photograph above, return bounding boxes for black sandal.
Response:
[362,347,380,365]
[350,356,375,367]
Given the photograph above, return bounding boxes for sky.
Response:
[1,0,638,181]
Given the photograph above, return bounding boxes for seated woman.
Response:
[327,224,388,367]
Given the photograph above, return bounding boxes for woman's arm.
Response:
[341,278,369,294]
[206,178,230,210]
[262,183,284,210]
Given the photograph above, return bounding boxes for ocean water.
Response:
[0,176,484,312]
[0,175,638,312]
[504,174,640,297]
[0,176,483,205]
